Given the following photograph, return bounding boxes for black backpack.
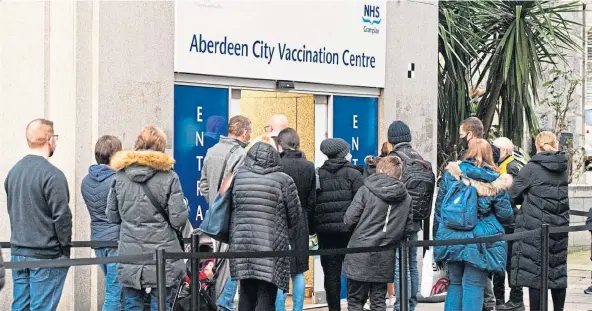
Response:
[394,150,436,221]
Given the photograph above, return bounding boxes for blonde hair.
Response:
[134,126,167,152]
[247,134,278,151]
[377,156,403,179]
[380,141,392,157]
[536,131,558,152]
[465,138,496,168]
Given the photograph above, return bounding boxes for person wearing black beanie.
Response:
[386,120,429,311]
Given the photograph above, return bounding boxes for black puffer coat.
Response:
[342,173,413,283]
[510,152,569,289]
[315,159,364,233]
[280,150,316,275]
[229,142,302,292]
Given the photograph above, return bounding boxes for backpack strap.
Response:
[217,145,241,189]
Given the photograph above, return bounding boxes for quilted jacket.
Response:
[229,142,303,292]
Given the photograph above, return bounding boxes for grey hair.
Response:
[493,137,515,154]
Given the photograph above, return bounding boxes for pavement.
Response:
[306,251,592,311]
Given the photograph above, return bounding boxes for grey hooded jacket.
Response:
[107,150,189,289]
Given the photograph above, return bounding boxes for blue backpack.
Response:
[441,175,478,230]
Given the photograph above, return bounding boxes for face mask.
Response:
[459,135,469,150]
[345,153,353,162]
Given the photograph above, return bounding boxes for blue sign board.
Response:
[333,96,379,167]
[174,85,229,228]
[332,95,378,299]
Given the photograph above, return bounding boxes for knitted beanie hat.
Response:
[388,121,412,145]
[320,138,350,159]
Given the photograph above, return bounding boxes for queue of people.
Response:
[0,114,572,311]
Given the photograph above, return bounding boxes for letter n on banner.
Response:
[332,96,378,167]
[174,85,229,228]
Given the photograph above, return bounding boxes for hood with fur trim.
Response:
[110,150,175,183]
[445,161,513,197]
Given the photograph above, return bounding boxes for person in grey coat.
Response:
[107,126,189,311]
[199,115,251,311]
[343,156,413,311]
[229,141,303,311]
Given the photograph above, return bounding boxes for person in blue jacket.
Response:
[81,135,122,311]
[434,139,514,311]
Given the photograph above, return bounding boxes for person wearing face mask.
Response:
[199,115,252,311]
[491,137,524,311]
[457,117,499,311]
[5,119,72,311]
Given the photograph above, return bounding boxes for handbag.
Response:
[199,170,237,243]
[199,145,240,243]
[140,183,185,250]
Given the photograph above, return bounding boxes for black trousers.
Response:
[319,232,351,311]
[493,228,524,304]
[237,279,277,311]
[528,288,566,311]
[347,279,387,311]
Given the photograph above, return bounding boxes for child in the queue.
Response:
[342,156,413,311]
[434,139,513,311]
[81,135,123,311]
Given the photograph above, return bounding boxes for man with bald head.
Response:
[5,118,72,311]
[266,114,289,137]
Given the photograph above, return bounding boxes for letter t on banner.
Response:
[174,85,229,228]
[332,96,378,167]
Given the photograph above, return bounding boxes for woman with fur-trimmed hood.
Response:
[107,126,189,310]
[434,139,513,311]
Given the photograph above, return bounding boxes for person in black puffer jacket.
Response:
[510,131,569,311]
[316,138,364,311]
[81,135,123,311]
[275,128,316,311]
[229,141,303,311]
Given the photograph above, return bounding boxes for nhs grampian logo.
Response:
[362,5,381,35]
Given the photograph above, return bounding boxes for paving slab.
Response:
[305,251,592,311]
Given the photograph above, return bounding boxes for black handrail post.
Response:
[191,233,200,311]
[399,238,409,311]
[540,224,550,311]
[156,248,167,311]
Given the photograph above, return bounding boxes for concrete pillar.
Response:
[383,0,439,166]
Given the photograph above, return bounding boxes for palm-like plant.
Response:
[474,0,582,146]
[437,0,582,172]
[438,1,481,171]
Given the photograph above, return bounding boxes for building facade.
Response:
[0,1,438,309]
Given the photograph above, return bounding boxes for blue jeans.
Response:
[122,286,174,311]
[445,262,488,311]
[95,248,122,311]
[217,276,238,311]
[275,273,305,311]
[11,255,69,311]
[394,232,419,311]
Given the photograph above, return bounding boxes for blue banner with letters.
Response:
[332,96,379,167]
[174,85,229,228]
